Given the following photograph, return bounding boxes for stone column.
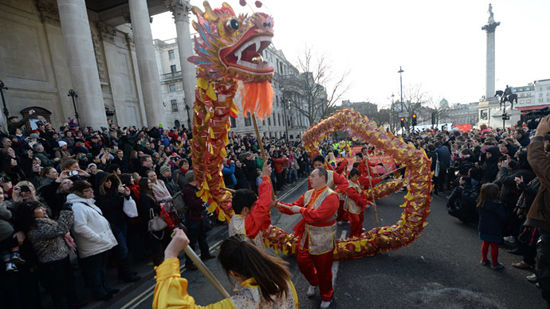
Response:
[166,0,196,129]
[481,12,500,100]
[129,0,163,127]
[56,0,107,128]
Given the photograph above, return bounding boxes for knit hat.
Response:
[184,170,194,183]
[58,141,67,147]
[159,165,171,175]
[87,163,97,169]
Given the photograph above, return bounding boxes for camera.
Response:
[19,185,31,192]
[69,170,79,176]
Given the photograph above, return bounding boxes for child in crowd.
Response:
[477,183,507,270]
[0,187,24,272]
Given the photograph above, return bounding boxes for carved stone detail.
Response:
[165,0,192,22]
[35,0,60,24]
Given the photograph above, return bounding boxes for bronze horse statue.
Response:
[495,85,518,108]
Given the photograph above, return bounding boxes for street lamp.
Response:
[280,88,290,143]
[67,89,79,124]
[398,66,404,113]
[0,80,9,119]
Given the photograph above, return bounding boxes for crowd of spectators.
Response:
[0,113,309,308]
[403,122,549,303]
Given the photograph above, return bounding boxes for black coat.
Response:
[478,200,507,242]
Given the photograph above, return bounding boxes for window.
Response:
[278,114,281,126]
[168,49,175,60]
[268,117,271,126]
[262,119,265,126]
[171,99,178,112]
[169,84,176,92]
[170,65,177,73]
[230,117,236,128]
[244,116,252,127]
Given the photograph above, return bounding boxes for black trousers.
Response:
[79,251,112,298]
[38,256,78,309]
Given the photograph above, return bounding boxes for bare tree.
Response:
[281,47,349,126]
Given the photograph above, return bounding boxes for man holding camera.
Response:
[526,115,550,306]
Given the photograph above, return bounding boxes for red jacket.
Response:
[272,157,288,174]
[244,176,273,239]
[279,186,339,237]
[346,182,369,209]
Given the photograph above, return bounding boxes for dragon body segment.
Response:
[188,2,274,221]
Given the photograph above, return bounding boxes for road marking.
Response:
[332,230,347,288]
[123,238,226,309]
[277,178,307,201]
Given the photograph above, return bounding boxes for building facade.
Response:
[0,0,194,130]
[341,100,378,117]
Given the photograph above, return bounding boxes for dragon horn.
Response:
[191,2,218,22]
[222,2,234,12]
[203,1,219,22]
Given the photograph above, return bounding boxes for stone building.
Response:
[0,0,194,130]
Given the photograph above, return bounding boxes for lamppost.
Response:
[398,66,404,113]
[67,89,79,124]
[0,80,9,119]
[280,88,290,143]
[184,104,191,129]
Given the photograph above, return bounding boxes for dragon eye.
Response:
[227,19,239,30]
[263,22,271,28]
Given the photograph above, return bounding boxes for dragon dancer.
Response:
[278,168,339,308]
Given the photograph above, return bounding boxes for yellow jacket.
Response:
[153,258,298,309]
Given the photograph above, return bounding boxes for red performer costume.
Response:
[228,176,273,248]
[309,159,349,223]
[279,171,339,303]
[345,178,370,237]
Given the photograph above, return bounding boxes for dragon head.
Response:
[188,1,274,82]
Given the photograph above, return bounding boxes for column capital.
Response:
[482,21,500,33]
[165,0,192,22]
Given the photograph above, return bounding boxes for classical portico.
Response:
[0,0,195,129]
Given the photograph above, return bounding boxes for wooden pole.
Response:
[251,114,267,162]
[364,150,381,225]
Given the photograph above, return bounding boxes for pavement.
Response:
[80,180,545,309]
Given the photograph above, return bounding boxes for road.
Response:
[106,180,545,309]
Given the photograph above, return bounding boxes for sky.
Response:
[151,0,550,109]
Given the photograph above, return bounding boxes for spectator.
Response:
[95,174,140,282]
[22,200,78,308]
[182,171,215,270]
[68,180,118,301]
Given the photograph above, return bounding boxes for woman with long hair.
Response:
[153,229,298,309]
[138,177,166,265]
[95,174,140,282]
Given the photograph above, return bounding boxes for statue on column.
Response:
[488,3,495,23]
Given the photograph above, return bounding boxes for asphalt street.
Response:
[105,180,545,309]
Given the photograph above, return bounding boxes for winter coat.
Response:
[526,136,550,232]
[67,193,117,258]
[478,200,507,243]
[27,210,73,263]
[0,201,14,241]
[481,147,500,183]
[182,183,204,222]
[222,163,236,188]
[96,191,135,228]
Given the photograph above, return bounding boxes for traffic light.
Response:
[411,113,417,126]
[400,117,405,127]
